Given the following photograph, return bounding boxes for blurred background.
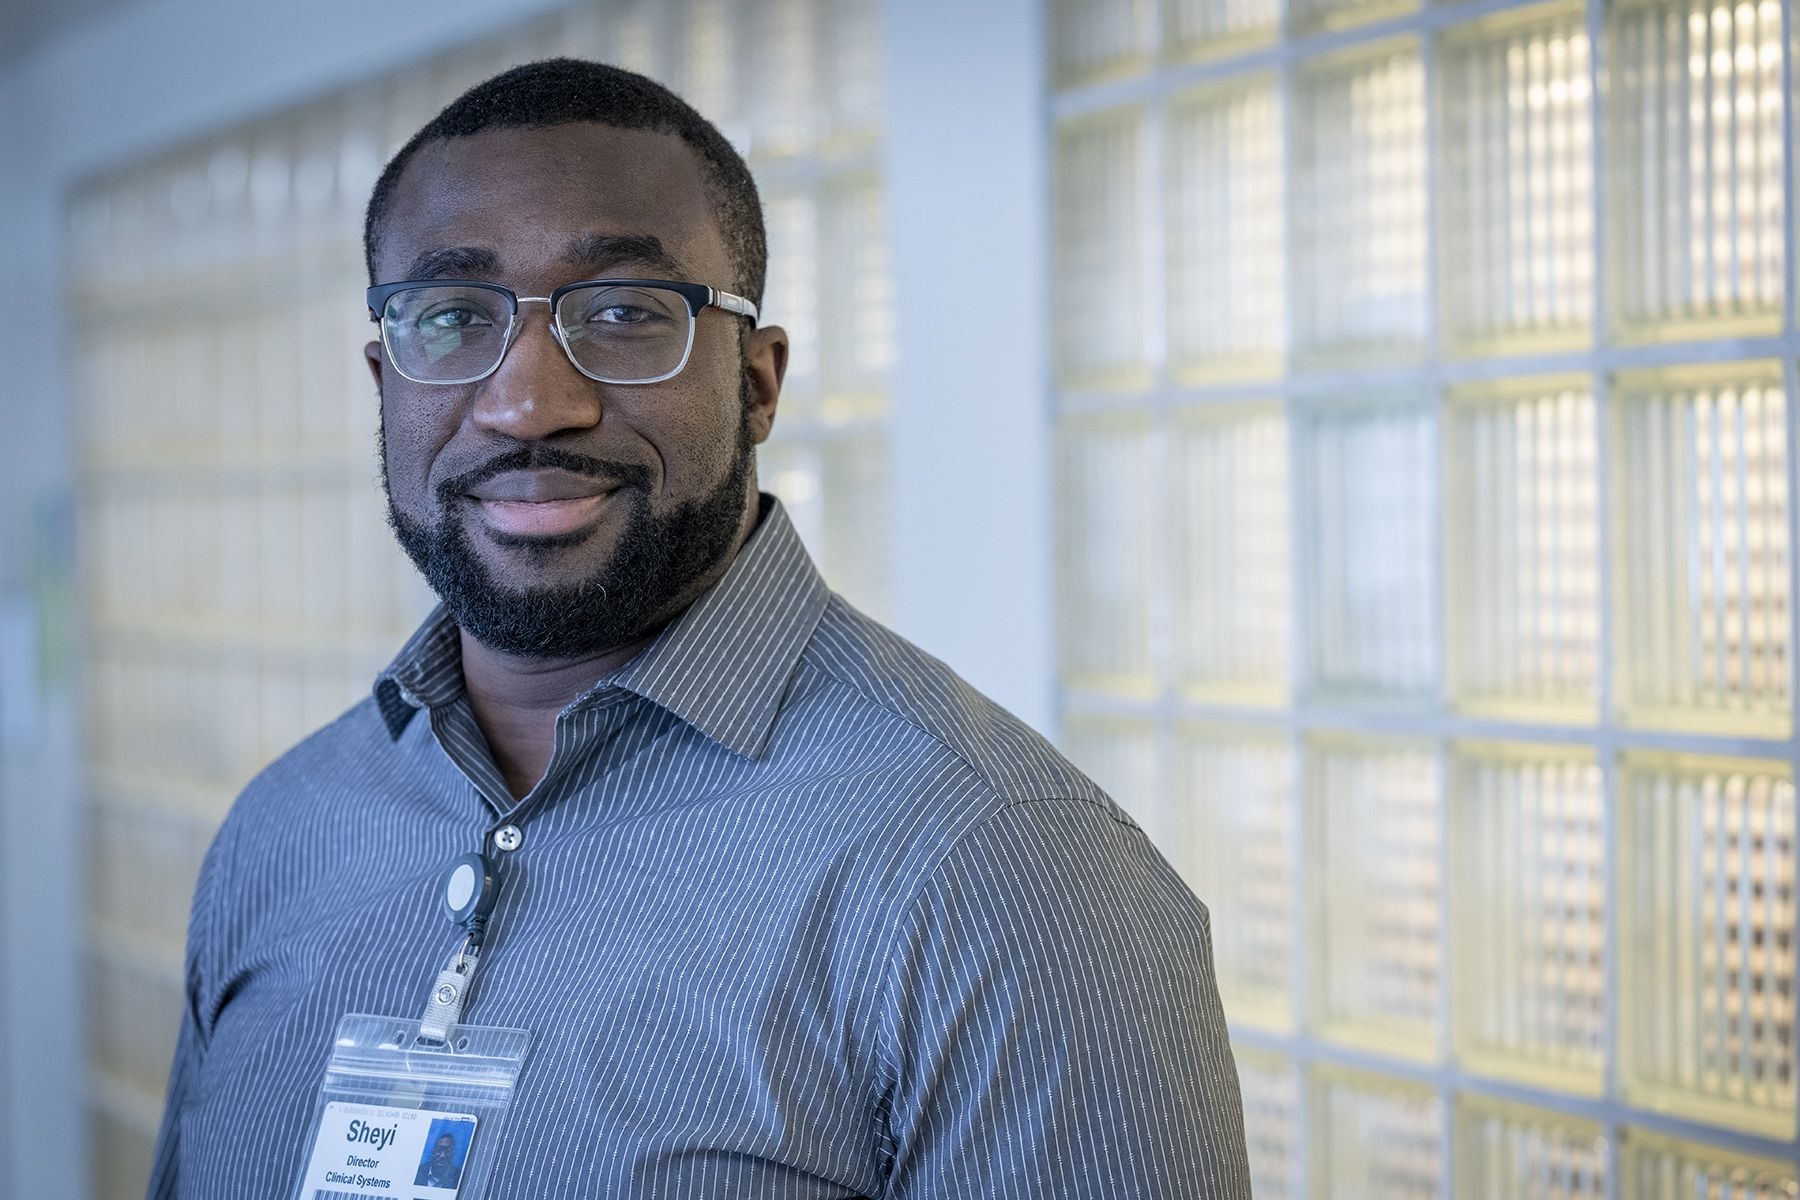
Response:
[1,0,1796,1196]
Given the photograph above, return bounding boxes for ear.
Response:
[741,323,788,445]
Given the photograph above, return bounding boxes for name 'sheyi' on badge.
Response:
[345,1118,398,1152]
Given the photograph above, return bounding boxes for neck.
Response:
[457,494,762,800]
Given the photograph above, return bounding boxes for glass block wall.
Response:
[66,3,890,1196]
[1048,0,1799,1193]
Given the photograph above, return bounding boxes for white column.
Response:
[882,0,1055,736]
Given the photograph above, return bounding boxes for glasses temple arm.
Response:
[709,289,758,324]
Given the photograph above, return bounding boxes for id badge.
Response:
[290,1014,530,1200]
[297,1102,477,1197]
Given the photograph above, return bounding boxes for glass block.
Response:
[1051,0,1154,86]
[88,946,183,1093]
[1235,1046,1302,1199]
[296,289,359,454]
[1438,7,1595,353]
[1060,715,1161,834]
[1054,111,1148,389]
[1056,415,1157,695]
[1290,0,1417,35]
[627,3,680,80]
[820,174,894,414]
[334,95,384,229]
[1619,752,1797,1137]
[1166,0,1280,60]
[1309,737,1441,1057]
[1173,726,1295,1028]
[1171,405,1289,703]
[747,0,820,156]
[1451,743,1605,1093]
[93,1106,158,1200]
[820,430,892,624]
[1445,379,1599,720]
[1312,1067,1445,1198]
[673,0,741,139]
[1613,365,1791,735]
[1293,43,1428,361]
[254,294,305,457]
[761,189,821,421]
[1166,79,1286,380]
[760,436,826,560]
[1304,401,1436,699]
[290,98,348,244]
[1454,1097,1607,1198]
[820,0,883,137]
[259,483,304,633]
[87,800,206,946]
[1606,0,1787,336]
[1618,1127,1800,1197]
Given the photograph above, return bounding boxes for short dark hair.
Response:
[363,57,766,308]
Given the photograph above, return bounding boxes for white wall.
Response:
[0,2,1051,1195]
[0,4,567,1194]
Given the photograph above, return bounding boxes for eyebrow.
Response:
[406,245,501,280]
[403,234,691,284]
[560,232,690,279]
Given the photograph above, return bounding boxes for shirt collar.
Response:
[374,493,830,761]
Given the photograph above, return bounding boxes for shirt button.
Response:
[493,824,524,853]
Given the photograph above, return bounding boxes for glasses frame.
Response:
[365,277,760,386]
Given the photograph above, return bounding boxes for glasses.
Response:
[365,278,759,386]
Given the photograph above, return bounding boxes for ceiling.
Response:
[0,0,135,73]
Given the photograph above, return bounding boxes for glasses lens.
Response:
[382,286,511,382]
[555,285,692,382]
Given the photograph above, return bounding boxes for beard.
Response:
[382,377,755,659]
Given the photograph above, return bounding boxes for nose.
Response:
[469,303,603,440]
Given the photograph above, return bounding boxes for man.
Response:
[416,1132,464,1189]
[147,58,1250,1198]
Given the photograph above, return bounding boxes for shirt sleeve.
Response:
[144,816,233,1200]
[875,797,1253,1199]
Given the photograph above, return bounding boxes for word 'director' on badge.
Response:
[298,1101,478,1199]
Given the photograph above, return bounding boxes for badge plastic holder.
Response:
[290,1013,530,1200]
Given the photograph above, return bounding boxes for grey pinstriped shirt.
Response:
[147,493,1252,1198]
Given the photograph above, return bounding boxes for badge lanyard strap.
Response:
[421,848,502,1041]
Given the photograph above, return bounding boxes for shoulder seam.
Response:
[797,604,1051,807]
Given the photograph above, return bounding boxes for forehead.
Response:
[378,122,731,284]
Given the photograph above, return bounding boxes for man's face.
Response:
[367,123,784,658]
[433,1134,455,1162]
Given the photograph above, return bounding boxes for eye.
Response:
[589,304,657,325]
[418,303,493,331]
[564,286,683,332]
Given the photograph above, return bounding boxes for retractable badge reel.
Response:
[288,844,531,1200]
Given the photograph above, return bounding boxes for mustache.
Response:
[436,444,653,506]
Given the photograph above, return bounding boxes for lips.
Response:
[467,468,616,503]
[465,468,620,538]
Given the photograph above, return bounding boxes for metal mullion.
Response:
[1051,0,1553,120]
[1774,78,1800,1185]
[1140,86,1180,861]
[1234,1017,1800,1166]
[1783,348,1800,1155]
[1058,336,1800,413]
[1782,0,1796,341]
[1269,34,1320,1197]
[1065,682,1800,756]
[1418,17,1458,1196]
[1583,0,1626,1181]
